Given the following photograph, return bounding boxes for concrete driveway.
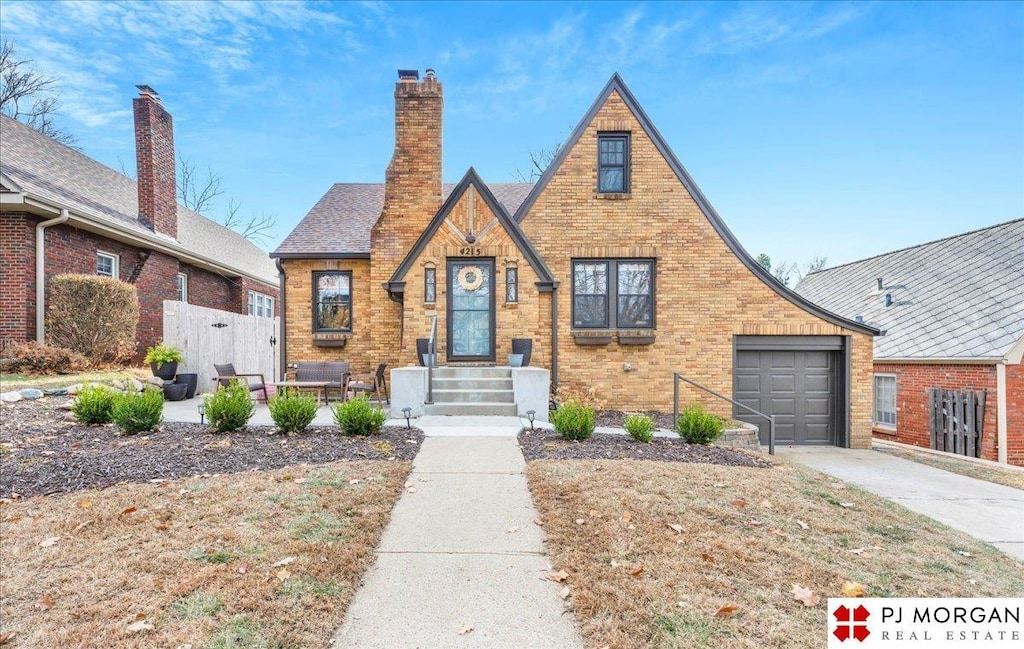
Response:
[778,446,1024,560]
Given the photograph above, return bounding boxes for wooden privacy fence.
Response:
[929,388,985,458]
[162,301,278,392]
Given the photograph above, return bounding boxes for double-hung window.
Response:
[598,133,629,193]
[177,273,188,302]
[572,259,653,329]
[248,291,275,318]
[873,374,897,428]
[313,271,352,332]
[96,252,119,279]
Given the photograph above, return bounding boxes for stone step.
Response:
[431,377,513,391]
[431,389,515,404]
[423,402,519,416]
[432,367,512,379]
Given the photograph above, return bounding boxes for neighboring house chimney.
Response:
[134,85,177,239]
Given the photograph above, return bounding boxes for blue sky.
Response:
[2,1,1021,270]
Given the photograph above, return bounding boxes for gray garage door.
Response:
[733,338,841,446]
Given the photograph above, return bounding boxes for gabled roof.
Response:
[0,114,277,284]
[513,73,878,336]
[273,182,534,258]
[795,219,1024,361]
[387,168,555,290]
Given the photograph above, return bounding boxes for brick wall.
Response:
[0,213,36,348]
[1006,363,1024,465]
[133,92,177,238]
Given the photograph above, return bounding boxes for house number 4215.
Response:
[459,246,483,256]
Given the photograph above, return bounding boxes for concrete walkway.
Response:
[778,446,1024,560]
[331,420,583,648]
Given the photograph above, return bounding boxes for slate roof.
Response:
[795,219,1024,360]
[0,114,278,284]
[273,182,534,257]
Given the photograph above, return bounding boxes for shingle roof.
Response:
[0,114,278,284]
[272,182,534,257]
[795,219,1024,360]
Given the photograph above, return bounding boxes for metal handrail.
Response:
[426,314,437,404]
[673,372,775,455]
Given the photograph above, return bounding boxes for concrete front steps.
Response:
[422,366,518,416]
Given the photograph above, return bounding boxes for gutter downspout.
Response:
[35,209,70,343]
[996,362,1007,465]
[550,284,559,391]
[274,259,287,381]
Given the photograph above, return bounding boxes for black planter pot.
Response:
[151,361,178,381]
[511,338,532,367]
[162,383,188,401]
[173,373,198,399]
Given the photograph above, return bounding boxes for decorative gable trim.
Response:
[513,73,878,336]
[387,167,556,292]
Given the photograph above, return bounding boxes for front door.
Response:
[447,259,495,362]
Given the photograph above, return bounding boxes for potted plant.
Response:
[144,342,183,381]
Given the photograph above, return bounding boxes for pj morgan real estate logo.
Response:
[827,598,1022,647]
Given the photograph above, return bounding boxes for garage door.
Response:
[733,337,843,446]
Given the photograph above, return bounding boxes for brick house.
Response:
[273,70,878,448]
[0,87,279,360]
[796,219,1024,466]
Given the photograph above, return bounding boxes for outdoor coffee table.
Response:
[271,381,331,406]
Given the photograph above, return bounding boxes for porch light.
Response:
[526,410,536,431]
[198,401,206,425]
[402,407,412,429]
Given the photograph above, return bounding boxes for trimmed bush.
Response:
[72,384,116,424]
[551,398,595,441]
[676,403,725,445]
[6,341,87,375]
[46,274,139,366]
[268,389,318,435]
[624,413,654,443]
[332,395,386,436]
[111,388,164,435]
[204,382,255,432]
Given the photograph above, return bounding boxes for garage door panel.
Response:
[770,373,796,392]
[804,352,831,370]
[734,374,760,393]
[804,374,831,394]
[735,353,761,369]
[771,397,795,416]
[805,397,831,416]
[771,351,796,369]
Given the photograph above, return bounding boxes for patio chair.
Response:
[213,363,268,401]
[347,363,389,405]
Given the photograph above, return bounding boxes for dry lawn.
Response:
[873,444,1024,490]
[0,460,410,648]
[527,459,1024,649]
[0,368,151,392]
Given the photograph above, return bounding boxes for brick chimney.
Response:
[133,85,177,239]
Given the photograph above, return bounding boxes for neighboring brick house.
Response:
[0,87,279,360]
[797,220,1024,466]
[274,70,878,448]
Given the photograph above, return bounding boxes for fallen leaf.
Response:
[796,519,809,530]
[348,479,361,485]
[956,550,973,557]
[406,486,417,494]
[575,518,586,525]
[713,482,726,487]
[127,620,153,633]
[0,632,15,644]
[731,499,747,508]
[849,547,870,557]
[506,526,520,534]
[74,520,94,533]
[841,581,866,597]
[404,481,413,488]
[237,563,249,575]
[559,585,571,600]
[154,524,169,531]
[629,564,645,577]
[39,536,59,548]
[293,478,306,484]
[715,604,739,618]
[839,502,854,509]
[758,500,773,509]
[967,579,978,585]
[120,506,138,516]
[610,559,619,568]
[77,499,91,509]
[791,584,820,607]
[134,613,146,620]
[271,556,296,567]
[700,552,715,563]
[533,517,544,526]
[276,568,291,581]
[621,512,632,523]
[35,594,55,610]
[745,519,763,527]
[667,523,683,534]
[457,624,474,636]
[547,569,569,583]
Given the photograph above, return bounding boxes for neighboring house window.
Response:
[424,267,436,304]
[177,273,188,302]
[598,133,629,193]
[313,271,352,332]
[96,252,118,279]
[505,267,518,304]
[248,291,275,319]
[874,374,897,428]
[572,259,654,329]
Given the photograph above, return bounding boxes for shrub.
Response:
[332,395,386,436]
[6,341,88,375]
[144,342,184,365]
[551,398,595,441]
[46,274,138,366]
[624,413,654,442]
[268,389,318,434]
[676,403,725,445]
[72,384,116,424]
[111,388,164,434]
[204,382,255,432]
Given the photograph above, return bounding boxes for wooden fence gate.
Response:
[928,388,985,458]
[162,301,279,393]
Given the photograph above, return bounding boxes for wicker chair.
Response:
[212,363,268,401]
[347,363,389,404]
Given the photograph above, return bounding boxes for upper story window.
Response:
[874,374,897,428]
[313,271,351,332]
[248,291,275,319]
[505,266,518,303]
[177,273,188,302]
[424,267,436,304]
[96,251,119,279]
[572,259,653,329]
[598,133,630,193]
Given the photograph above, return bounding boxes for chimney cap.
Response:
[136,84,161,102]
[397,69,419,81]
[424,68,436,79]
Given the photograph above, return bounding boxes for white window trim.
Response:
[248,290,274,319]
[177,272,188,302]
[97,251,119,279]
[873,373,898,429]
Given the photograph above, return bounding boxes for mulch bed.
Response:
[0,398,424,499]
[518,428,771,467]
[595,409,676,430]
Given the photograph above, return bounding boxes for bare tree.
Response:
[514,142,562,183]
[177,156,276,246]
[755,253,796,287]
[0,39,78,147]
[221,198,276,245]
[802,256,828,276]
